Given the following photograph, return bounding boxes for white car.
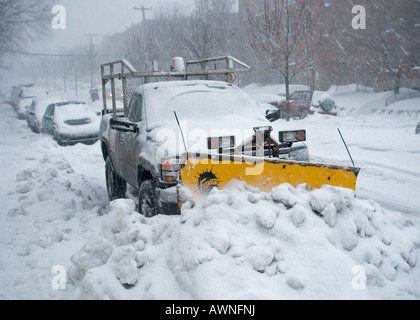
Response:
[16,97,35,120]
[26,96,67,133]
[42,101,100,146]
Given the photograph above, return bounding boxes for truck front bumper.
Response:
[155,185,180,215]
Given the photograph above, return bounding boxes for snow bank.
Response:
[381,98,420,117]
[243,83,309,96]
[328,84,374,94]
[70,181,420,300]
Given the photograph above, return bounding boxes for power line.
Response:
[104,9,137,36]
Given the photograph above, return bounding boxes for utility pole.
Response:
[133,5,152,33]
[84,33,97,89]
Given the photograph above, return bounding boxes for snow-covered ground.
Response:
[0,83,420,300]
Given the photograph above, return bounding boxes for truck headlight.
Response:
[161,158,179,183]
[279,130,306,143]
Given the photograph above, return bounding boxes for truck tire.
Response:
[105,156,127,201]
[139,180,158,218]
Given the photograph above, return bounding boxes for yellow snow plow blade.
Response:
[178,153,360,196]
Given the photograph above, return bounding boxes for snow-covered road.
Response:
[0,89,420,300]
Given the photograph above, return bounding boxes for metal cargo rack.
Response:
[101,56,251,118]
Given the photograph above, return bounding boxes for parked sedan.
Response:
[26,97,67,133]
[42,101,100,146]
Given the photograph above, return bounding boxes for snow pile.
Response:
[69,181,420,300]
[328,84,374,94]
[243,83,309,96]
[383,98,420,116]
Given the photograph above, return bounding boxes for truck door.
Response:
[118,93,144,189]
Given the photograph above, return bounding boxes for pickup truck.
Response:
[99,58,310,217]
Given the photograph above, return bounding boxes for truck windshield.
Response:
[144,83,263,129]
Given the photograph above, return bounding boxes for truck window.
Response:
[128,94,143,123]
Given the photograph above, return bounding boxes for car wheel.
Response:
[30,122,40,133]
[105,156,127,201]
[139,180,158,218]
[53,131,65,146]
[299,109,308,120]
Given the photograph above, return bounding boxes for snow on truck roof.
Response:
[135,80,267,129]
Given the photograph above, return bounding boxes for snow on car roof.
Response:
[33,96,66,122]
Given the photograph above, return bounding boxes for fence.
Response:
[385,92,420,106]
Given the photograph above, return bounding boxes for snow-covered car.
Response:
[10,84,45,110]
[26,96,66,133]
[42,101,100,146]
[252,93,287,122]
[16,97,35,120]
[257,102,282,122]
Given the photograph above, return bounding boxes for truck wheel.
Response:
[139,180,158,218]
[105,156,127,201]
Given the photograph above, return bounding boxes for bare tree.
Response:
[364,0,420,93]
[156,0,237,60]
[323,0,420,93]
[247,0,331,120]
[0,0,52,62]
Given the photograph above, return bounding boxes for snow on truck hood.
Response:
[138,81,275,157]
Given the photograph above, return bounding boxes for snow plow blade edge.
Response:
[178,153,360,196]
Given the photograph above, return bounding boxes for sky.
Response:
[31,0,196,53]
